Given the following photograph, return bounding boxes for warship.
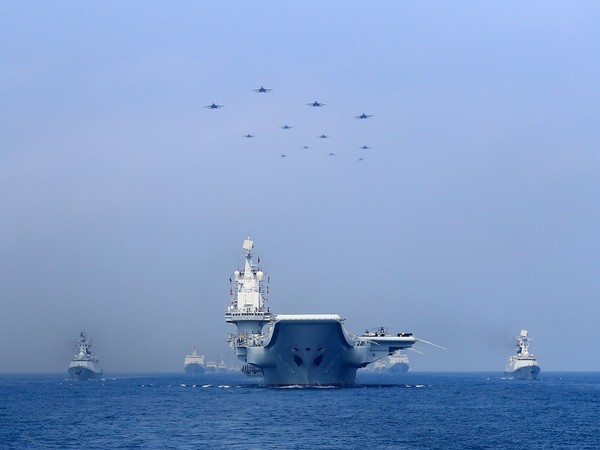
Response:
[225,238,416,386]
[205,360,218,372]
[184,345,206,374]
[217,356,229,372]
[373,349,410,373]
[505,329,540,380]
[68,332,103,380]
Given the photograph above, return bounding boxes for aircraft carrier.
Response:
[225,238,416,386]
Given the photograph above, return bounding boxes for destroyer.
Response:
[68,332,103,380]
[184,345,206,374]
[225,238,416,386]
[505,329,540,380]
[217,356,228,372]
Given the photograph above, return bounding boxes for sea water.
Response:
[1,372,598,449]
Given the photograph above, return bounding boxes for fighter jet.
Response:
[280,124,293,130]
[354,113,372,119]
[280,154,287,158]
[328,152,335,156]
[319,134,329,139]
[360,145,370,150]
[302,145,310,149]
[244,134,254,138]
[357,158,364,161]
[307,101,325,107]
[253,86,272,93]
[205,103,223,109]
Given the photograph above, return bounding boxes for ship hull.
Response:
[68,364,103,381]
[388,362,409,374]
[184,363,206,375]
[243,317,411,386]
[504,365,540,380]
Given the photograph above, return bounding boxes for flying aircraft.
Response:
[319,134,329,139]
[360,145,370,150]
[244,134,254,138]
[328,152,335,156]
[307,101,325,107]
[280,154,287,158]
[302,145,310,149]
[254,86,272,93]
[354,113,372,119]
[358,158,364,161]
[205,103,223,109]
[280,124,293,130]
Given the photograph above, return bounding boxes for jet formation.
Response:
[206,87,373,160]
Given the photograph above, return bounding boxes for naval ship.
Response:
[225,238,416,386]
[184,345,206,374]
[373,349,410,373]
[68,332,103,380]
[217,356,229,372]
[504,329,540,380]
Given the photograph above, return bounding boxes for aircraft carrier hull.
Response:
[68,364,103,381]
[243,317,411,386]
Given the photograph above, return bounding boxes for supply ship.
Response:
[373,349,410,373]
[225,238,416,386]
[504,329,540,380]
[184,345,206,374]
[68,332,103,380]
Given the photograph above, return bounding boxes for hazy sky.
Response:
[2,1,599,373]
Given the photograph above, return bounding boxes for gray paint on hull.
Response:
[505,365,540,380]
[246,320,369,386]
[184,364,206,375]
[68,366,103,381]
[388,363,409,374]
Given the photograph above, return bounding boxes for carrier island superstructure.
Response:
[225,238,416,386]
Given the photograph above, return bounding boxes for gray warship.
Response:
[504,329,540,380]
[68,332,103,380]
[225,238,416,386]
[373,349,410,373]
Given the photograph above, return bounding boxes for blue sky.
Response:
[1,1,599,372]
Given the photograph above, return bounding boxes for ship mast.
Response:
[516,329,533,357]
[75,332,91,359]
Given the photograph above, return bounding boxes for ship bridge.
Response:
[226,238,272,336]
